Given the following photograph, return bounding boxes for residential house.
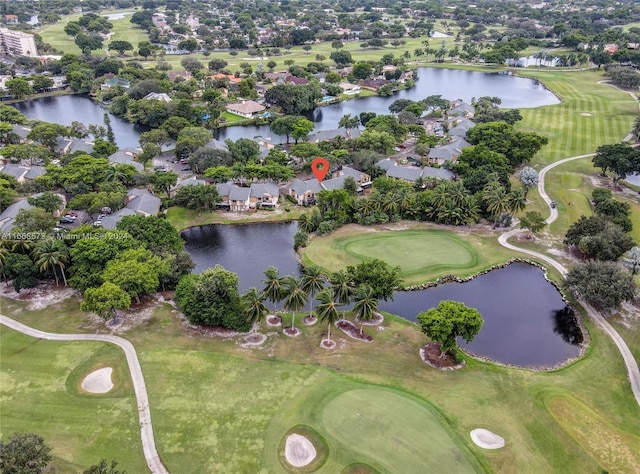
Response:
[109,148,143,172]
[0,198,33,233]
[143,92,172,102]
[100,77,130,90]
[225,100,266,119]
[9,124,31,142]
[168,70,192,82]
[285,178,323,206]
[426,137,471,165]
[338,82,361,94]
[204,138,229,152]
[0,164,46,182]
[249,182,280,207]
[175,176,206,188]
[376,158,455,183]
[448,118,475,138]
[331,165,372,188]
[67,139,95,155]
[449,101,475,118]
[360,79,390,91]
[228,185,251,211]
[308,129,361,143]
[100,188,161,229]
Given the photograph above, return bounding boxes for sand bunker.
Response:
[285,433,316,467]
[581,112,592,116]
[470,428,505,449]
[81,367,114,394]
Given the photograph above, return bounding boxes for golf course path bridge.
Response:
[498,154,640,407]
[0,314,169,474]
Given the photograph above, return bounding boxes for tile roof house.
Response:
[228,185,251,211]
[330,165,371,188]
[449,101,475,118]
[308,129,361,142]
[360,79,391,91]
[0,164,45,182]
[376,159,455,183]
[225,100,266,119]
[175,176,207,188]
[204,139,229,152]
[109,148,143,172]
[250,182,280,207]
[426,137,471,165]
[0,198,33,233]
[100,189,161,230]
[285,178,323,206]
[448,118,476,137]
[143,92,172,102]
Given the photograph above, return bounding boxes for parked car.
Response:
[181,166,191,171]
[398,144,407,149]
[179,158,189,165]
[66,211,78,217]
[59,217,74,224]
[93,220,102,227]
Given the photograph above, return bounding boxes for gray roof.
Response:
[109,150,143,172]
[24,166,46,180]
[0,163,28,180]
[308,129,361,142]
[289,178,322,195]
[450,102,475,116]
[216,182,233,197]
[421,167,455,180]
[448,118,475,137]
[69,139,94,154]
[100,207,137,230]
[229,185,251,201]
[205,139,229,151]
[427,137,471,161]
[0,198,34,233]
[375,158,394,171]
[338,166,363,179]
[126,188,161,215]
[386,165,423,182]
[321,175,346,191]
[176,176,206,188]
[11,125,30,139]
[250,182,279,197]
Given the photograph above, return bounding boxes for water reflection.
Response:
[552,307,583,345]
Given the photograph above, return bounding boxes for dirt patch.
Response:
[303,315,317,325]
[241,333,267,346]
[320,339,336,349]
[470,428,505,449]
[81,367,114,394]
[283,326,301,337]
[0,281,77,310]
[420,343,465,370]
[284,434,316,467]
[266,315,282,327]
[335,320,373,342]
[355,312,384,326]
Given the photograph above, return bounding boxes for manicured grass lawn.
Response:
[517,69,638,164]
[221,111,247,122]
[321,388,477,473]
[0,328,147,473]
[166,206,307,231]
[302,223,522,285]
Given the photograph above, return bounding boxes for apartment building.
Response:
[0,28,38,57]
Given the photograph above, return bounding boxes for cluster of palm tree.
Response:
[242,265,380,346]
[0,238,70,287]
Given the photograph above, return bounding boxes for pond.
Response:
[181,222,582,368]
[14,67,559,146]
[12,95,147,149]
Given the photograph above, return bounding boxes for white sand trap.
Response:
[285,434,316,467]
[470,428,505,449]
[81,367,114,394]
[581,112,592,116]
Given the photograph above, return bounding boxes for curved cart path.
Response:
[0,314,169,474]
[499,154,640,407]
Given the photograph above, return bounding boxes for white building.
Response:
[0,28,38,57]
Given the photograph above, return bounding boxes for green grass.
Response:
[221,111,248,122]
[517,69,638,164]
[166,206,307,231]
[302,223,522,285]
[2,296,640,473]
[321,388,477,473]
[0,328,147,473]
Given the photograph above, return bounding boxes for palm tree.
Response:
[241,287,268,330]
[632,115,640,141]
[0,244,9,282]
[330,270,352,321]
[508,188,527,216]
[297,214,315,233]
[105,166,128,185]
[300,265,325,319]
[282,276,307,332]
[352,285,379,334]
[483,182,511,227]
[262,266,284,313]
[31,238,69,286]
[315,288,340,345]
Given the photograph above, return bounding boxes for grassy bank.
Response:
[166,206,306,231]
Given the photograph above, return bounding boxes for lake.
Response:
[181,222,582,368]
[14,67,560,145]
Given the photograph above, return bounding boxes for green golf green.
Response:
[322,388,476,474]
[343,232,476,276]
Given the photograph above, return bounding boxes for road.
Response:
[498,154,640,407]
[0,314,169,474]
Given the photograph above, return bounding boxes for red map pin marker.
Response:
[311,157,329,183]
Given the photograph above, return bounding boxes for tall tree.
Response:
[330,270,352,321]
[352,285,379,333]
[81,282,132,323]
[282,275,307,332]
[262,266,284,313]
[31,238,70,286]
[315,287,340,345]
[241,287,268,330]
[300,265,325,319]
[0,432,52,474]
[518,167,539,198]
[564,261,635,312]
[418,300,484,358]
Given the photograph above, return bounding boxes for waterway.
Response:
[181,222,582,368]
[14,67,560,146]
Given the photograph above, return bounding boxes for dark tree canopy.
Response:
[0,432,52,474]
[345,259,403,301]
[418,300,484,357]
[564,261,635,312]
[564,215,634,261]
